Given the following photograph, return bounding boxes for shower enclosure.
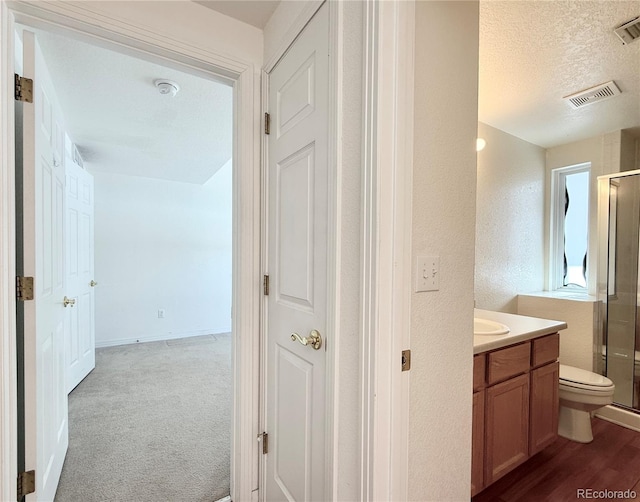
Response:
[598,169,640,412]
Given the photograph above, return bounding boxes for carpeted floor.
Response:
[54,333,231,502]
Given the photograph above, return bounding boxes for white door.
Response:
[65,158,95,392]
[265,4,329,501]
[21,29,69,501]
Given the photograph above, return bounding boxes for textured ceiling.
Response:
[479,1,640,148]
[193,0,280,28]
[36,31,232,184]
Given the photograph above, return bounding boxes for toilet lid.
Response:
[559,364,613,388]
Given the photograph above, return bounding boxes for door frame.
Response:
[0,2,260,501]
[260,1,415,500]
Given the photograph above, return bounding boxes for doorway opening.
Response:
[15,21,237,502]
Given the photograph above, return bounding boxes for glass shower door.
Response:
[604,173,640,410]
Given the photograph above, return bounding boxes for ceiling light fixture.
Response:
[476,138,486,152]
[154,79,180,97]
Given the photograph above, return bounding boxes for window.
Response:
[550,163,590,290]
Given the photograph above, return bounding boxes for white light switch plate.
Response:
[415,255,439,292]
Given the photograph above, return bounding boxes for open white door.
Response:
[65,155,95,393]
[21,29,69,501]
[265,4,329,501]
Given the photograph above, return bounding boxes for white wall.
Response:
[409,2,479,500]
[475,123,546,313]
[91,160,232,347]
[66,1,263,67]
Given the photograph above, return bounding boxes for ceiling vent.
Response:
[563,81,621,109]
[614,16,640,45]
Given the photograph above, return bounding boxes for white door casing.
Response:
[265,3,329,501]
[21,29,69,502]
[64,158,94,393]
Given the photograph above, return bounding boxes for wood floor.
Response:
[473,418,640,502]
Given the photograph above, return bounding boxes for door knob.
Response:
[290,330,322,350]
[90,280,98,287]
[63,296,76,308]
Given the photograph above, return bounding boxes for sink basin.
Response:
[474,318,510,336]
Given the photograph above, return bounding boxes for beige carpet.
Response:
[55,333,231,502]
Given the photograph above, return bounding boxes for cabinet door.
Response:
[485,374,530,485]
[530,362,559,455]
[471,390,485,496]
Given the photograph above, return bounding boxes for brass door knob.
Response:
[90,280,98,287]
[63,296,76,308]
[290,330,322,350]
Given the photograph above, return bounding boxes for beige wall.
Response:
[475,123,546,313]
[409,1,479,500]
[518,294,598,370]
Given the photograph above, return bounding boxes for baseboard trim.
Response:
[95,327,231,348]
[595,404,640,432]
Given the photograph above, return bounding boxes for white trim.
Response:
[595,405,640,432]
[0,2,18,500]
[0,5,260,502]
[548,162,591,291]
[325,1,343,499]
[94,329,232,349]
[262,0,323,74]
[361,1,414,500]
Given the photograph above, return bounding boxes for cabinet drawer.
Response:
[532,333,559,368]
[487,342,531,385]
[473,354,486,391]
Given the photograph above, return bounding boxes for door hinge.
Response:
[14,74,33,103]
[402,349,411,371]
[17,470,35,499]
[264,112,270,135]
[257,432,269,454]
[16,276,34,301]
[263,275,270,296]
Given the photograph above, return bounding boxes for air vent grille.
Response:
[564,81,621,109]
[614,16,640,45]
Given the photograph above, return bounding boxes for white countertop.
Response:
[473,309,567,355]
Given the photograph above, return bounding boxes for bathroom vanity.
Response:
[472,310,567,496]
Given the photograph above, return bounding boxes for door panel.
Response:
[265,4,329,501]
[274,346,313,500]
[21,29,69,501]
[277,144,315,309]
[65,156,95,392]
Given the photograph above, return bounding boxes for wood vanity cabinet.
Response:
[471,333,559,496]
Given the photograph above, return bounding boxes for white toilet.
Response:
[558,364,615,443]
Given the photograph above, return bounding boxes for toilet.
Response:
[558,364,615,443]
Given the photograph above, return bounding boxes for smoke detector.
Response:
[154,79,180,97]
[563,81,621,109]
[614,16,640,45]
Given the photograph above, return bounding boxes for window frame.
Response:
[549,162,591,291]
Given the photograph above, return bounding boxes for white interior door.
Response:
[265,4,329,501]
[65,157,95,393]
[21,29,69,501]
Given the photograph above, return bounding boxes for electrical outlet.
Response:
[415,255,439,292]
[158,309,165,319]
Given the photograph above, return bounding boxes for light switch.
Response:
[415,255,439,292]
